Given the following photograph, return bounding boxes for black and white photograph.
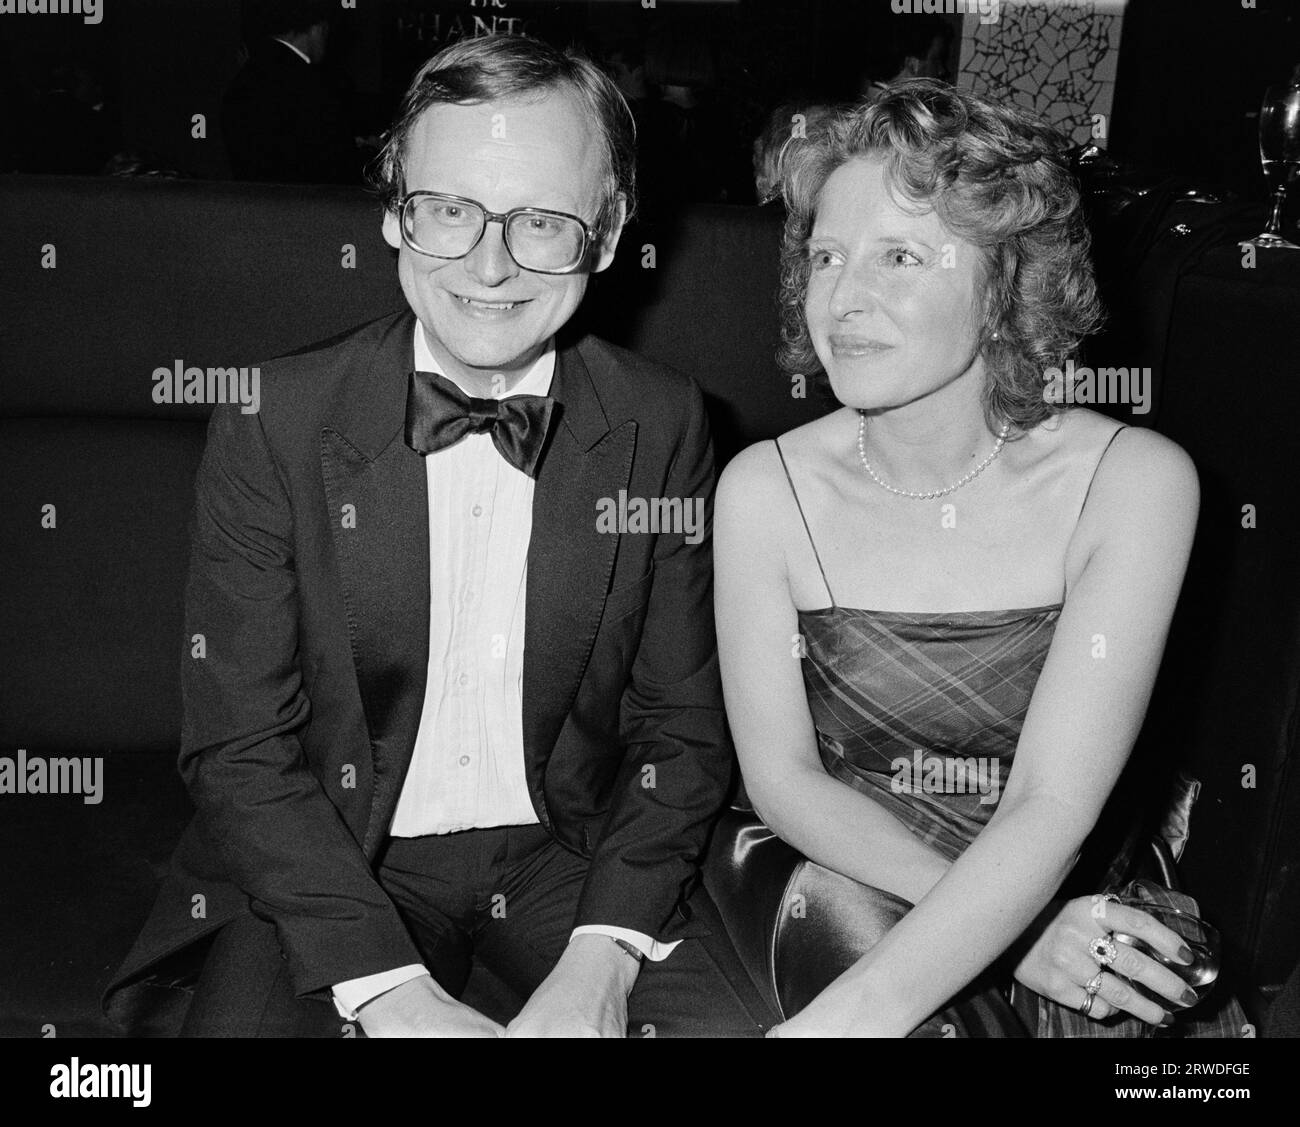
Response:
[0,0,1296,1106]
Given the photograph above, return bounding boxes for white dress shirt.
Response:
[332,323,676,1021]
[389,327,548,836]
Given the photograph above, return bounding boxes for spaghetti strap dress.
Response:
[722,428,1126,1035]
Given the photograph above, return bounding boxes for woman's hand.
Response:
[1013,896,1197,1026]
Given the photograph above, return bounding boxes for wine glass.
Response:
[1111,898,1222,1038]
[1244,84,1300,250]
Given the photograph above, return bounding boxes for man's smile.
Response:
[448,292,536,318]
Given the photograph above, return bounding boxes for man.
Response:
[222,0,360,184]
[105,34,772,1038]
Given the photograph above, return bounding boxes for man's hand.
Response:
[506,934,639,1038]
[357,973,505,1038]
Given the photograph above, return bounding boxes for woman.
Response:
[714,80,1203,1037]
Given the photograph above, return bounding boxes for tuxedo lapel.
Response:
[318,311,430,855]
[523,340,635,826]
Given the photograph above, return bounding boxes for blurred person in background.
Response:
[860,13,954,104]
[753,101,841,207]
[637,24,748,211]
[222,0,363,184]
[3,55,115,175]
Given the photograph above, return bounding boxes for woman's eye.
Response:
[888,247,922,266]
[808,249,838,269]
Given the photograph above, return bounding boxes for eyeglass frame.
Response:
[397,190,599,275]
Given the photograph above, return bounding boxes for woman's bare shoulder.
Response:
[718,411,846,507]
[772,409,847,455]
[1021,409,1194,487]
[1051,412,1199,559]
[1060,410,1196,498]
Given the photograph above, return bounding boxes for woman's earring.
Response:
[990,330,1001,341]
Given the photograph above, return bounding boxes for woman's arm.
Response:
[714,442,952,906]
[777,428,1200,1036]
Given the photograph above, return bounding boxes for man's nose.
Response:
[463,219,519,287]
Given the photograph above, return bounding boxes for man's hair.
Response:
[371,35,637,238]
[777,79,1103,433]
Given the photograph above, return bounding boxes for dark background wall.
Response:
[1109,0,1300,197]
[3,0,1294,196]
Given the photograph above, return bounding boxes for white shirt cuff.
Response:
[570,926,682,962]
[331,964,429,1021]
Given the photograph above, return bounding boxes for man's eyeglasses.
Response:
[398,191,596,275]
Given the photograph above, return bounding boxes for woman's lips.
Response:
[830,336,895,357]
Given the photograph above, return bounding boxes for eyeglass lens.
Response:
[404,197,585,272]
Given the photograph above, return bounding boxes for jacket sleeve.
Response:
[573,378,734,939]
[178,403,422,996]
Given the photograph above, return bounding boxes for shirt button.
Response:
[458,755,470,767]
[458,672,470,687]
[471,504,484,517]
[463,588,476,604]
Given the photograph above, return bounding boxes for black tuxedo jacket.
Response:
[104,310,732,1025]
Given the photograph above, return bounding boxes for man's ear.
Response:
[591,194,628,274]
[382,207,402,251]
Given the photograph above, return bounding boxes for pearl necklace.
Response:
[856,411,1011,500]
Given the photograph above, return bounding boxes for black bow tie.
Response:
[404,370,555,478]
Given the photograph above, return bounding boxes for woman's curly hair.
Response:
[778,78,1104,432]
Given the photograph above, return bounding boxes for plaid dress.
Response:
[797,604,1248,1038]
[800,603,1058,865]
[774,438,1248,1037]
